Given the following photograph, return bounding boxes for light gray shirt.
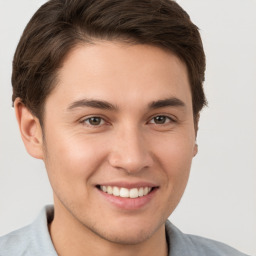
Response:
[0,205,250,256]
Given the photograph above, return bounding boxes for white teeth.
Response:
[101,185,107,192]
[107,186,113,194]
[99,186,153,198]
[129,188,139,198]
[138,187,144,197]
[144,187,149,195]
[112,186,120,196]
[120,188,129,197]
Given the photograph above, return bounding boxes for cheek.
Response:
[43,129,109,194]
[152,131,195,169]
[151,132,194,191]
[144,132,194,219]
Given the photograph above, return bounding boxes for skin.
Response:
[15,41,198,256]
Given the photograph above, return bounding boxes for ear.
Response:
[14,98,44,159]
[193,113,200,157]
[194,113,200,137]
[193,143,198,157]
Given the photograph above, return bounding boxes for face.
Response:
[41,41,197,244]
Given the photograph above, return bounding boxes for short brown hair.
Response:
[12,0,207,123]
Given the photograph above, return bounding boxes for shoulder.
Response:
[0,224,34,256]
[185,234,250,256]
[165,220,251,256]
[0,205,57,256]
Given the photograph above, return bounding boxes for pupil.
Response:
[154,116,166,124]
[89,117,101,125]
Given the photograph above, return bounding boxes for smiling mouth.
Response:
[97,185,155,199]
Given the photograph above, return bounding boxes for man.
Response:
[0,0,250,255]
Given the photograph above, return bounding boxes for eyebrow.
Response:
[149,97,185,109]
[67,97,185,111]
[67,99,117,111]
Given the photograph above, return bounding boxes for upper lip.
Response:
[96,181,158,189]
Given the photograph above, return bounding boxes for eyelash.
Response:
[148,115,176,125]
[80,114,176,127]
[81,116,107,127]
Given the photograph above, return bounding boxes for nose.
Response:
[108,126,153,174]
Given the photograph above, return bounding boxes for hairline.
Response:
[36,38,195,127]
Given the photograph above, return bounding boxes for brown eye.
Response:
[84,117,104,126]
[153,116,167,124]
[149,115,175,125]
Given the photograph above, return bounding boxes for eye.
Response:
[149,115,174,125]
[82,116,105,126]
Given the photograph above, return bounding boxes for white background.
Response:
[0,0,255,255]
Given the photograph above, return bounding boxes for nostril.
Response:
[108,143,153,174]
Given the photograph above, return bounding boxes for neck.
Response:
[49,202,168,256]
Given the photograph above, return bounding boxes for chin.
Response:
[83,217,164,245]
[94,227,155,245]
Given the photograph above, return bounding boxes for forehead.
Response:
[47,41,192,111]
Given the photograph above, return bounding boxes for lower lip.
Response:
[97,188,158,210]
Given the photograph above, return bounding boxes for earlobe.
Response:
[193,143,198,157]
[14,98,44,159]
